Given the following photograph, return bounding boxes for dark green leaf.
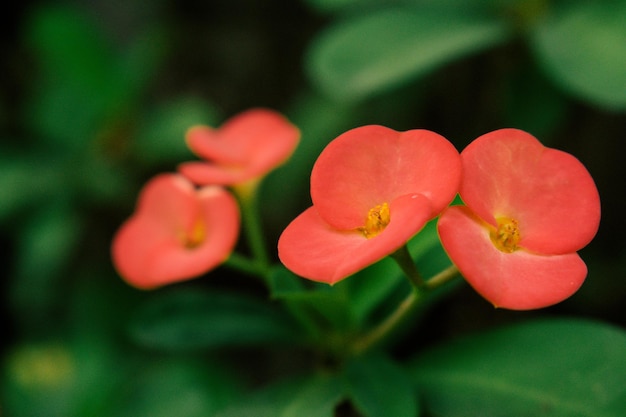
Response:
[408,318,626,417]
[0,150,64,221]
[345,257,404,326]
[530,1,626,110]
[408,218,452,279]
[344,353,419,417]
[9,201,83,325]
[106,358,241,417]
[133,96,221,166]
[116,26,169,103]
[26,5,115,95]
[270,266,355,333]
[307,7,511,101]
[2,337,128,417]
[215,373,344,417]
[129,288,302,351]
[2,343,78,417]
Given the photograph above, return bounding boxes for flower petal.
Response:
[438,206,587,310]
[460,129,600,254]
[310,126,460,229]
[178,161,248,185]
[278,194,432,284]
[181,108,300,185]
[112,175,240,289]
[185,125,244,164]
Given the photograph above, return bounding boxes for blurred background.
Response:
[1,0,625,415]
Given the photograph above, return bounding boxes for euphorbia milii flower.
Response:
[178,108,299,186]
[438,129,601,310]
[112,174,239,289]
[278,125,461,284]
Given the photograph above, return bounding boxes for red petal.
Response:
[178,161,247,185]
[186,125,244,164]
[438,206,587,310]
[310,126,460,230]
[133,174,201,237]
[278,194,432,284]
[460,129,600,254]
[112,175,240,289]
[182,108,300,185]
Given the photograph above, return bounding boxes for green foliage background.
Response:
[1,0,625,416]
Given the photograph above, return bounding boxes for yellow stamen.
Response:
[358,203,390,239]
[490,217,521,253]
[184,219,206,249]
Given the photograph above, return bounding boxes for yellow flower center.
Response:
[183,219,206,249]
[490,217,521,253]
[358,202,390,239]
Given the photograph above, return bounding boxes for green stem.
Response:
[425,264,460,291]
[233,180,272,278]
[350,288,420,356]
[224,252,263,277]
[350,263,460,356]
[390,245,426,290]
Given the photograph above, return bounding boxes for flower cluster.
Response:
[113,107,600,310]
[437,129,601,309]
[112,108,299,288]
[279,127,600,310]
[278,126,461,284]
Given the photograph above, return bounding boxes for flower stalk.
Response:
[350,262,460,356]
[234,182,272,279]
[390,245,427,290]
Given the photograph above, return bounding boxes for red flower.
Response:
[438,129,601,310]
[278,125,461,284]
[178,108,300,186]
[112,174,240,289]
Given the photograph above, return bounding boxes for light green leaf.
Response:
[307,7,511,101]
[408,318,626,417]
[128,288,302,351]
[530,1,626,110]
[345,353,419,417]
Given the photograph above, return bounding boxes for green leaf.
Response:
[215,373,344,417]
[0,150,63,222]
[270,266,355,333]
[3,337,130,417]
[345,257,405,327]
[26,5,115,96]
[408,318,626,417]
[502,64,569,139]
[128,288,302,351]
[2,343,78,417]
[344,353,419,417]
[24,6,160,148]
[24,6,117,147]
[115,26,169,103]
[303,0,494,15]
[408,218,452,279]
[530,1,626,110]
[9,201,83,327]
[133,96,221,166]
[106,358,241,417]
[306,7,511,101]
